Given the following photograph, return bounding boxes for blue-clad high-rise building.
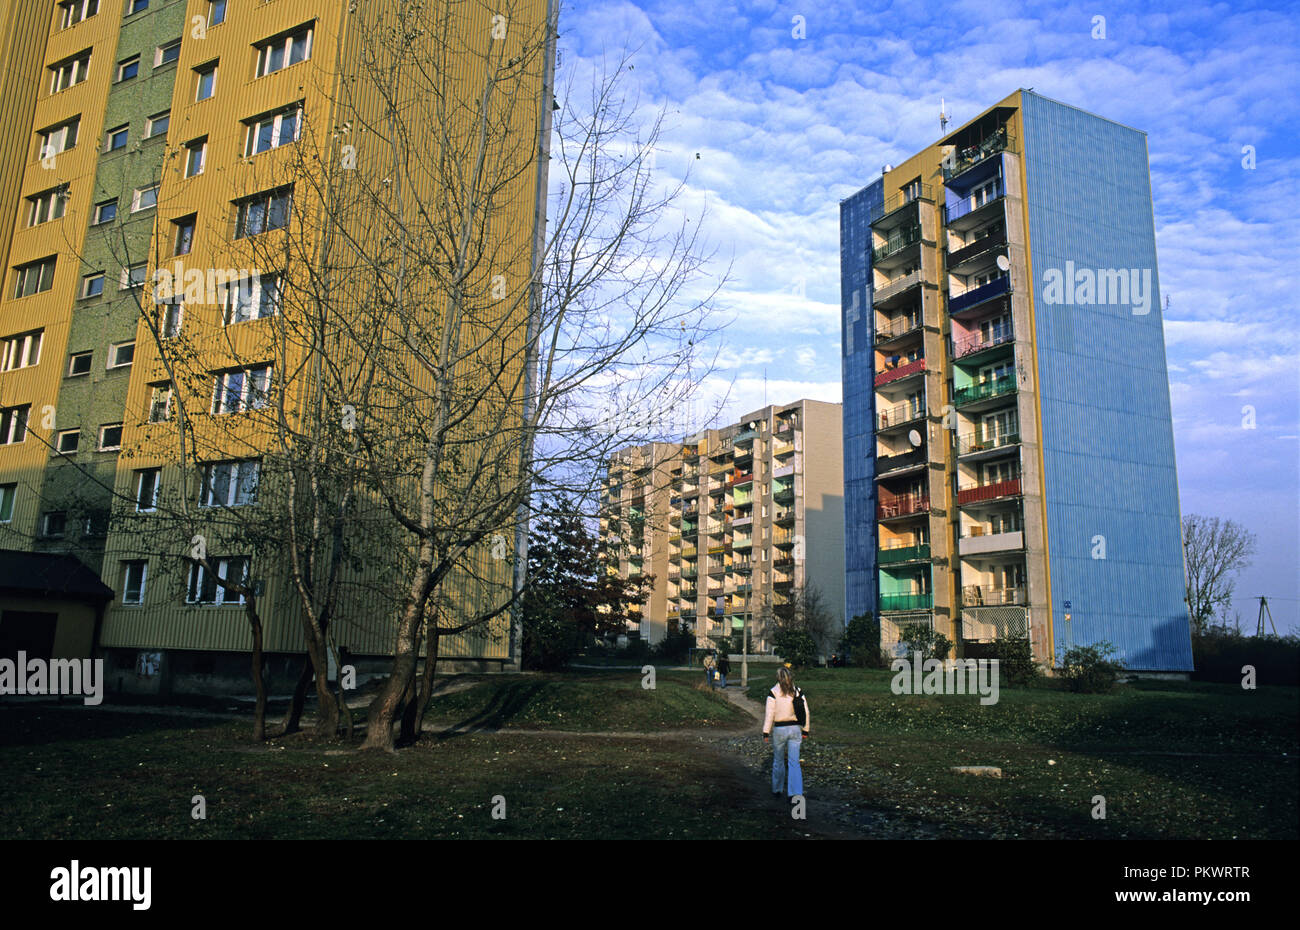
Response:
[839,90,1192,671]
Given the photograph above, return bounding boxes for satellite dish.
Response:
[996,255,1010,272]
[908,429,923,448]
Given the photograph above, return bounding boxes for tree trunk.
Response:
[250,614,267,742]
[411,628,440,740]
[309,638,338,738]
[363,603,424,751]
[280,656,314,735]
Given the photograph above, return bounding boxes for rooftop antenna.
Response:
[939,98,950,133]
[1255,596,1277,636]
[764,367,768,408]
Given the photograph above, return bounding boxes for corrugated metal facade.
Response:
[1020,91,1193,670]
[840,180,882,621]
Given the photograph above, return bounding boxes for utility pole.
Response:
[1256,597,1277,636]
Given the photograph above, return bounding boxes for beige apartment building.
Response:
[601,399,844,652]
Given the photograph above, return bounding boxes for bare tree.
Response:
[1183,514,1258,635]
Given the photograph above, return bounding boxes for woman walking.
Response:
[762,666,810,799]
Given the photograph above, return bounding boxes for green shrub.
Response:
[991,634,1039,687]
[521,614,584,671]
[1192,629,1299,685]
[1059,641,1123,693]
[839,613,887,668]
[773,629,817,668]
[652,628,696,663]
[900,623,951,661]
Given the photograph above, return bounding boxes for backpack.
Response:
[792,687,807,728]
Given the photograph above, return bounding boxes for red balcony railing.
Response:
[956,477,1021,506]
[874,356,925,387]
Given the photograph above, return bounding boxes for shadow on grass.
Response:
[433,680,550,740]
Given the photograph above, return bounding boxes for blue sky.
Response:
[559,0,1300,632]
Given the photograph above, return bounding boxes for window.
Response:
[93,199,117,224]
[84,513,108,537]
[186,556,249,605]
[1,331,43,371]
[222,272,281,323]
[59,0,99,29]
[211,364,272,414]
[37,118,79,160]
[105,124,128,152]
[121,263,147,289]
[979,360,1013,385]
[68,352,93,376]
[234,186,291,238]
[145,110,170,138]
[207,0,226,26]
[160,300,183,338]
[255,25,313,77]
[56,429,80,454]
[98,423,123,450]
[147,382,173,422]
[81,272,104,298]
[0,484,14,522]
[108,341,135,368]
[184,138,206,177]
[122,560,147,604]
[131,184,158,212]
[134,468,160,511]
[194,62,217,100]
[116,55,139,82]
[903,177,922,202]
[243,103,302,156]
[49,51,91,94]
[172,214,195,255]
[155,41,180,67]
[41,512,68,538]
[12,257,57,298]
[27,187,69,226]
[1,406,30,444]
[199,459,260,507]
[127,0,148,14]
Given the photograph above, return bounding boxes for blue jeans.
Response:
[771,724,803,797]
[717,673,727,689]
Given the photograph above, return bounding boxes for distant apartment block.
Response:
[601,400,844,651]
[840,89,1192,671]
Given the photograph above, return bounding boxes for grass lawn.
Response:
[744,668,1299,839]
[2,668,1294,839]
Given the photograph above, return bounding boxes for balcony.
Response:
[875,445,927,474]
[732,536,753,550]
[872,223,922,264]
[732,514,753,528]
[872,270,922,307]
[880,593,933,612]
[773,531,794,548]
[874,313,923,346]
[774,509,795,525]
[772,463,794,479]
[773,486,795,505]
[958,530,1024,556]
[868,184,934,226]
[877,494,929,520]
[956,477,1022,506]
[955,430,1019,459]
[944,179,1006,226]
[962,584,1027,607]
[948,276,1010,316]
[773,441,795,457]
[877,400,925,431]
[953,374,1016,408]
[946,227,1006,271]
[878,542,931,565]
[942,127,1013,181]
[681,546,697,559]
[874,356,925,388]
[953,326,1013,360]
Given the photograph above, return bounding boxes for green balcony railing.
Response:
[878,543,931,565]
[879,593,933,612]
[952,373,1016,407]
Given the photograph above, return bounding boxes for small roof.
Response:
[0,549,115,602]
